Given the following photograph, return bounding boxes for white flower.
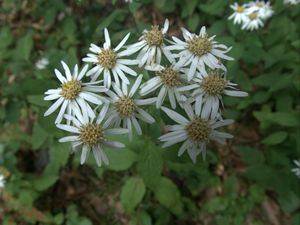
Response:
[284,0,300,5]
[0,174,5,188]
[126,19,174,67]
[57,104,128,166]
[105,75,156,140]
[140,63,187,109]
[246,1,273,20]
[167,26,233,81]
[82,28,138,88]
[228,3,248,25]
[242,12,264,30]
[44,61,108,124]
[291,159,300,178]
[158,104,234,163]
[178,70,248,119]
[35,57,49,70]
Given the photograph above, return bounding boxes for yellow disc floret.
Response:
[187,36,212,57]
[61,80,81,100]
[98,49,117,69]
[144,25,164,46]
[157,67,181,88]
[186,118,211,142]
[79,123,105,146]
[116,96,136,117]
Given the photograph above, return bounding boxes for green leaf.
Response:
[95,9,127,35]
[154,177,182,215]
[27,95,50,107]
[137,139,163,190]
[105,148,137,171]
[33,174,58,191]
[254,111,300,128]
[204,197,229,213]
[32,123,48,150]
[120,177,146,213]
[262,131,288,145]
[50,142,70,167]
[236,146,264,165]
[15,32,33,61]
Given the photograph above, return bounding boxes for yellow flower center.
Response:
[79,123,105,146]
[98,49,117,69]
[187,36,212,57]
[236,5,245,13]
[249,12,257,20]
[144,25,164,46]
[116,96,136,117]
[201,72,227,96]
[157,67,181,88]
[61,80,81,100]
[256,2,264,7]
[186,118,211,142]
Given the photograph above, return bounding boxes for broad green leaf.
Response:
[120,177,146,213]
[154,177,182,215]
[15,32,33,61]
[32,123,48,150]
[236,146,264,165]
[105,148,137,171]
[262,131,288,145]
[33,174,58,191]
[137,139,163,190]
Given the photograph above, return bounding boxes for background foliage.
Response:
[0,0,299,224]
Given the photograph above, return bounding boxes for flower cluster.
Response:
[44,19,248,165]
[228,1,273,30]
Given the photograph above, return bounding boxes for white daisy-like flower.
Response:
[140,63,187,109]
[291,159,300,178]
[105,75,156,140]
[167,26,233,81]
[242,12,264,30]
[44,61,108,124]
[284,0,300,5]
[35,57,49,70]
[228,3,249,25]
[246,1,273,20]
[82,28,138,87]
[178,70,248,119]
[0,174,5,188]
[158,104,234,163]
[57,104,128,166]
[126,19,174,67]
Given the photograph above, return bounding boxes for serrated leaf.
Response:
[120,177,146,213]
[105,148,137,171]
[137,139,163,190]
[154,177,182,215]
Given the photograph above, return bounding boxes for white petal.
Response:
[54,69,67,83]
[161,107,189,125]
[129,74,143,97]
[104,28,111,48]
[80,145,90,165]
[56,124,80,133]
[61,61,72,81]
[114,33,130,51]
[44,97,64,116]
[59,136,79,142]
